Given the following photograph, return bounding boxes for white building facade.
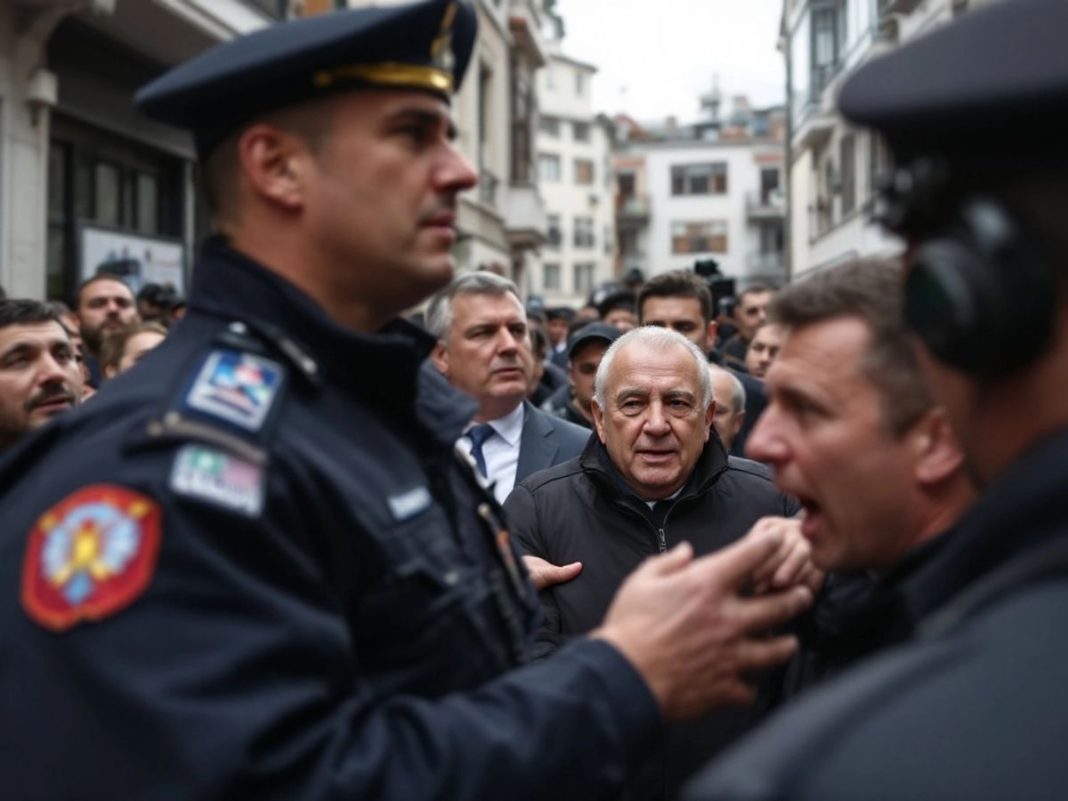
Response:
[0,0,551,303]
[782,0,998,279]
[614,110,787,290]
[532,48,615,306]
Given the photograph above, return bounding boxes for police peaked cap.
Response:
[135,0,477,157]
[839,0,1068,164]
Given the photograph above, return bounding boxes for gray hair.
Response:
[708,363,746,414]
[425,271,522,340]
[594,326,713,412]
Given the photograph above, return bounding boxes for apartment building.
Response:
[781,0,999,278]
[0,0,550,302]
[532,45,615,307]
[614,97,787,289]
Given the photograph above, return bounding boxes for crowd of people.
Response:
[1,0,1067,798]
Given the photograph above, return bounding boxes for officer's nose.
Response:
[438,142,478,195]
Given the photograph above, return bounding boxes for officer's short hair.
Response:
[198,100,336,227]
[0,299,61,332]
[770,258,932,436]
[594,326,713,413]
[637,270,714,324]
[425,272,522,341]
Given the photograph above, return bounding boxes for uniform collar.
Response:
[579,431,728,505]
[187,235,472,437]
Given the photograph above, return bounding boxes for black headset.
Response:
[883,161,1058,377]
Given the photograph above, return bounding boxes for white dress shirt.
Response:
[460,403,525,505]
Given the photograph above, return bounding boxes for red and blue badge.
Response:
[21,485,162,632]
[184,349,283,432]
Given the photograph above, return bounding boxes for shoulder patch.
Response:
[171,444,265,517]
[21,485,162,632]
[184,348,284,431]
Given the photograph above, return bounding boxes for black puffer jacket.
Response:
[505,434,799,801]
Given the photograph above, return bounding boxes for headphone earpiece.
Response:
[904,198,1056,377]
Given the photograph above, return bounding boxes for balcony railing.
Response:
[616,194,650,228]
[746,189,785,219]
[746,251,786,275]
[878,0,923,15]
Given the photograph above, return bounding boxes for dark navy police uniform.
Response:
[1,237,659,800]
[0,2,662,799]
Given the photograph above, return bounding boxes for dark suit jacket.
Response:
[516,401,590,485]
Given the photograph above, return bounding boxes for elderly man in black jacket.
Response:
[505,326,803,801]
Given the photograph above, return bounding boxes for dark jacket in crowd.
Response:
[541,382,593,429]
[685,429,1068,801]
[774,533,952,701]
[505,434,800,801]
[0,237,662,801]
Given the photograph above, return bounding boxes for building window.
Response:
[543,262,561,291]
[811,1,842,96]
[840,134,856,215]
[547,214,563,249]
[574,263,595,294]
[671,221,728,254]
[538,153,561,182]
[539,115,560,137]
[574,158,595,185]
[572,121,590,142]
[575,72,586,96]
[671,162,728,195]
[511,54,535,184]
[573,216,595,249]
[48,117,183,302]
[760,167,781,204]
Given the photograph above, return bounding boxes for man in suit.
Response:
[428,272,589,504]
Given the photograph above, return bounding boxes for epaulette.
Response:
[128,319,319,518]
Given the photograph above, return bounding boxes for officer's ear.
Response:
[430,340,450,379]
[236,124,309,213]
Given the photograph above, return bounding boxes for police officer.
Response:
[684,0,1068,798]
[0,3,811,799]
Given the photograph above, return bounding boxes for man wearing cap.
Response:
[507,326,802,801]
[426,272,589,504]
[542,321,621,430]
[0,2,812,799]
[684,1,1068,798]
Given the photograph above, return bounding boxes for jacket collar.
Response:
[187,235,474,441]
[578,428,729,504]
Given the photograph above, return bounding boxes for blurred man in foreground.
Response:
[687,2,1068,797]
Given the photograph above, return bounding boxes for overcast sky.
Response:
[553,0,785,123]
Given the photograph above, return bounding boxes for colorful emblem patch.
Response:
[185,349,283,431]
[171,444,264,517]
[21,485,162,632]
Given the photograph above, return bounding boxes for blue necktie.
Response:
[467,423,495,478]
